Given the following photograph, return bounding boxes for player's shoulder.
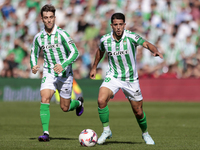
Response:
[56,26,64,33]
[124,30,138,36]
[125,30,142,41]
[33,31,43,41]
[34,30,43,38]
[100,33,111,42]
[56,27,70,37]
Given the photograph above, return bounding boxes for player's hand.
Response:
[153,51,163,59]
[90,68,96,79]
[54,64,64,74]
[32,65,40,74]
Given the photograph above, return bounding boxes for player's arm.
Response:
[90,48,105,79]
[59,35,79,72]
[142,41,163,59]
[30,36,41,74]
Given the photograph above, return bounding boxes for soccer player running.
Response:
[90,13,163,145]
[30,4,84,142]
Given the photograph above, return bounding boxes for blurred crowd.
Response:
[0,0,200,79]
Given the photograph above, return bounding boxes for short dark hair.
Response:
[111,13,125,23]
[41,4,56,17]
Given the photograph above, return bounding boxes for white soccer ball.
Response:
[79,129,98,147]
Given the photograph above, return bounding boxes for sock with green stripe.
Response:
[98,105,110,128]
[40,103,50,133]
[68,99,80,111]
[136,111,148,133]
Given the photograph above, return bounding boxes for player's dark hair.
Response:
[41,4,56,17]
[111,13,125,23]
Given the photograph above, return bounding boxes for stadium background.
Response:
[0,0,200,102]
[1,1,200,150]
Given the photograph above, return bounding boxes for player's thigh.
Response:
[122,80,143,101]
[98,86,113,103]
[40,73,57,103]
[57,77,73,100]
[40,89,55,103]
[40,73,57,92]
[99,76,120,107]
[57,77,73,110]
[100,76,121,98]
[98,86,113,108]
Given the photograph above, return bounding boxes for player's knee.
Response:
[98,98,104,105]
[98,99,107,109]
[41,97,50,103]
[135,110,143,119]
[61,106,69,112]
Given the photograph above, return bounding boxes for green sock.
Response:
[136,111,148,133]
[40,103,50,133]
[98,105,109,127]
[68,99,80,111]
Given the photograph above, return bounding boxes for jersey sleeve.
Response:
[132,34,145,46]
[127,30,145,46]
[30,36,41,69]
[99,40,106,52]
[61,32,79,70]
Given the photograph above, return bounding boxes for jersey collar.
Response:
[111,29,126,42]
[43,24,57,36]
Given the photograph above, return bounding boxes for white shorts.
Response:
[100,75,143,101]
[40,73,73,99]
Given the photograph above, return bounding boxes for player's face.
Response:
[111,19,126,40]
[41,11,56,32]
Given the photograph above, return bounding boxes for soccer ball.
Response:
[79,129,98,147]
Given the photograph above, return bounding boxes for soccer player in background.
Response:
[90,13,163,145]
[30,4,84,142]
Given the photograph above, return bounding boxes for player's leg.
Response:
[98,86,113,125]
[60,97,71,111]
[123,80,155,145]
[129,100,147,132]
[38,89,55,142]
[97,86,114,144]
[58,78,84,116]
[130,100,155,145]
[60,96,83,116]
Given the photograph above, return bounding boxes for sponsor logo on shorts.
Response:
[107,50,129,56]
[65,88,71,94]
[104,77,111,82]
[134,90,141,96]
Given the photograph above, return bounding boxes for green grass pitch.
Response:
[0,101,200,150]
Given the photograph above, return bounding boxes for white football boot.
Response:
[142,132,155,145]
[97,130,112,144]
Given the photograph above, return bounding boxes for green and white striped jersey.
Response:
[30,25,79,77]
[99,30,145,82]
